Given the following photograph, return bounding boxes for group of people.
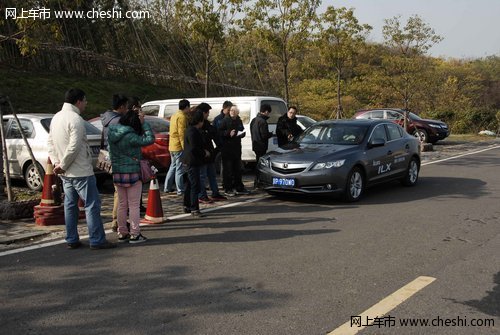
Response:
[47,89,306,250]
[163,100,251,217]
[48,89,154,249]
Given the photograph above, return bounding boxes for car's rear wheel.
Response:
[343,166,364,202]
[412,129,428,143]
[25,162,45,191]
[401,157,419,186]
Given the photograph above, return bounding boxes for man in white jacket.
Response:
[48,88,116,250]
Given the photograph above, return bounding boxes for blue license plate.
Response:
[272,177,295,187]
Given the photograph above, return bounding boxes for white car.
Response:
[2,113,103,191]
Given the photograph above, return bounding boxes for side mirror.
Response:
[368,138,386,148]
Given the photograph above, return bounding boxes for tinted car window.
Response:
[142,105,160,116]
[386,110,403,120]
[370,110,384,119]
[386,123,403,140]
[145,118,170,133]
[6,119,35,139]
[370,124,388,142]
[299,124,367,145]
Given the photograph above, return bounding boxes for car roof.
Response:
[316,118,388,126]
[2,113,54,119]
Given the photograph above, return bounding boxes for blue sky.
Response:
[325,0,500,59]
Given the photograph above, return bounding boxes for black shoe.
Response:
[67,241,82,249]
[140,206,147,214]
[90,241,117,250]
[183,207,191,214]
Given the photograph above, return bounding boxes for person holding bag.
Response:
[108,108,154,243]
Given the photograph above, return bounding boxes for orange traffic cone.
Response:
[40,157,56,206]
[140,178,167,224]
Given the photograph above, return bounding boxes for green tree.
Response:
[174,0,243,97]
[381,15,442,111]
[317,6,371,118]
[245,0,321,103]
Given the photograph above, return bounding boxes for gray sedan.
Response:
[257,119,421,201]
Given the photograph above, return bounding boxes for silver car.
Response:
[2,114,102,191]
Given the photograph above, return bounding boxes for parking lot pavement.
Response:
[0,172,263,252]
[1,138,498,252]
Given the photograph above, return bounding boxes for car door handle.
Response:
[387,150,393,155]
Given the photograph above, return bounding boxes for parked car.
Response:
[296,115,316,130]
[257,119,421,202]
[353,108,449,143]
[2,113,102,191]
[88,115,171,171]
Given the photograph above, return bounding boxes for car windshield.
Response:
[409,112,422,120]
[298,123,368,145]
[41,118,102,135]
[298,115,316,128]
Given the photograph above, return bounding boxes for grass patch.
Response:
[0,67,200,119]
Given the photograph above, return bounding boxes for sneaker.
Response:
[235,188,251,195]
[129,234,147,244]
[191,210,205,218]
[117,233,130,243]
[90,241,117,250]
[210,194,227,201]
[224,190,236,197]
[199,196,213,204]
[67,241,82,249]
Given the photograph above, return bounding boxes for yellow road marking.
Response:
[328,276,436,335]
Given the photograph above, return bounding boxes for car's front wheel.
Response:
[401,157,419,186]
[343,166,364,202]
[24,162,45,191]
[413,129,428,143]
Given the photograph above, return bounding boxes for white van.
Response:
[141,96,288,165]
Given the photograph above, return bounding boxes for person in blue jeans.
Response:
[48,88,116,250]
[163,99,190,194]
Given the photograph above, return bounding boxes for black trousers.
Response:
[183,165,201,211]
[222,155,244,192]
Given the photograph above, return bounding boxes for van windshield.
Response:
[262,100,287,124]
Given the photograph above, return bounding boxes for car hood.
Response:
[266,144,356,162]
[421,118,448,126]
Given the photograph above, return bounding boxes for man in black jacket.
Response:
[276,106,303,147]
[181,110,208,217]
[250,104,273,187]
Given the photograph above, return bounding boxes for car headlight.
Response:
[429,124,442,128]
[312,159,345,170]
[259,157,270,168]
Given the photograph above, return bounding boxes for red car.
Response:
[89,116,170,171]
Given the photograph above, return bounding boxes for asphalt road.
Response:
[1,146,499,334]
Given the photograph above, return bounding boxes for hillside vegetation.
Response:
[0,67,197,119]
